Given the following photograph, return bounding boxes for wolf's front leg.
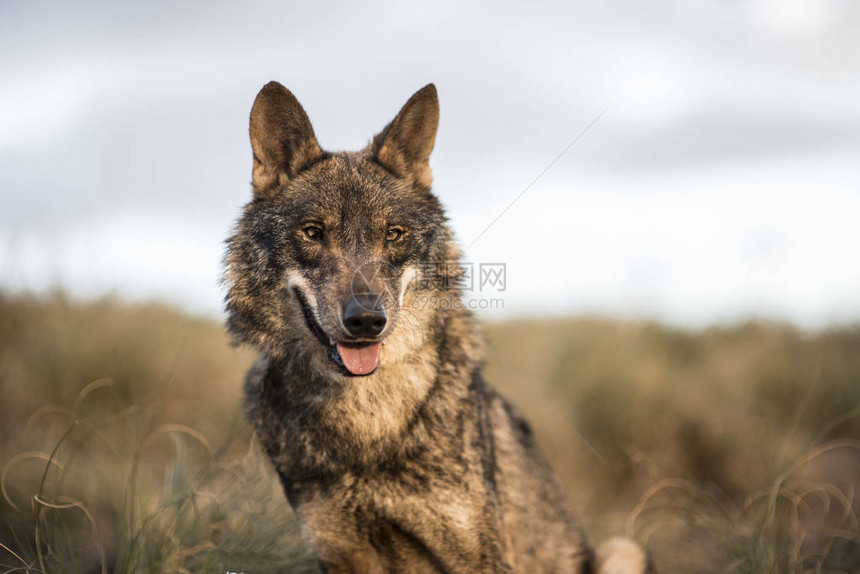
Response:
[297,494,513,573]
[311,544,386,574]
[307,518,513,574]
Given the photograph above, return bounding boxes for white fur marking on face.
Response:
[398,266,420,307]
[286,270,320,311]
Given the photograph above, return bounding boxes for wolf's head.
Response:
[224,83,461,378]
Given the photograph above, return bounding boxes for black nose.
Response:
[343,295,387,338]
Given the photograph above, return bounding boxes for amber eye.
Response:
[386,226,404,242]
[302,224,323,241]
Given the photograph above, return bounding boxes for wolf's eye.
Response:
[386,226,404,242]
[302,224,323,241]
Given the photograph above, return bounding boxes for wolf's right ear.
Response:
[249,82,325,200]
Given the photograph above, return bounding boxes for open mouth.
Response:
[329,339,383,376]
[292,288,383,377]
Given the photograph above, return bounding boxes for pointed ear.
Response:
[249,81,325,199]
[371,84,439,188]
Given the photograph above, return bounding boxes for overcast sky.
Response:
[1,0,859,326]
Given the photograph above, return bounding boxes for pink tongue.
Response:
[336,342,382,375]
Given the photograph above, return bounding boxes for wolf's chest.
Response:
[290,469,496,573]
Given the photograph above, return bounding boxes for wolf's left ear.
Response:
[371,84,439,189]
[249,81,325,200]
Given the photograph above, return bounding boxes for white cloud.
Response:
[1,0,858,326]
[1,213,228,315]
[0,63,101,150]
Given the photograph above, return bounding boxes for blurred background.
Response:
[2,1,860,572]
[2,0,859,325]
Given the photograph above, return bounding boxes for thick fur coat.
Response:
[224,82,651,573]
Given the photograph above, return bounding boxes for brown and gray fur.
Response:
[224,81,653,573]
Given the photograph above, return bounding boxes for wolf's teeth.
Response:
[381,339,386,346]
[329,337,336,346]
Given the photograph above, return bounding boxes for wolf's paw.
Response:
[594,537,654,574]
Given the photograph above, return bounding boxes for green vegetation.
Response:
[1,293,859,572]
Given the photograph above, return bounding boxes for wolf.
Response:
[224,81,653,573]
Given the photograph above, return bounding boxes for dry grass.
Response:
[1,293,859,572]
